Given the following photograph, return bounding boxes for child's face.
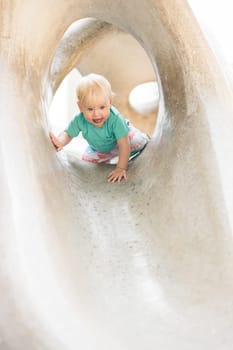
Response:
[78,94,112,128]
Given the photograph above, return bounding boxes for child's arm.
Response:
[108,135,130,183]
[49,131,72,151]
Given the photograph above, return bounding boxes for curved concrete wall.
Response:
[1,0,233,349]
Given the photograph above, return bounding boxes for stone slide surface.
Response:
[1,0,233,349]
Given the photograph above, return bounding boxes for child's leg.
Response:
[82,145,118,164]
[82,122,149,164]
[127,121,149,154]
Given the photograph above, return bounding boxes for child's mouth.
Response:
[93,118,104,125]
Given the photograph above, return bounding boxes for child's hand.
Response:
[108,167,127,183]
[49,132,63,151]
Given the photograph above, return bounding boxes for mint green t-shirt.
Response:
[65,106,129,153]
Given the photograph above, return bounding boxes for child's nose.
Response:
[94,108,100,116]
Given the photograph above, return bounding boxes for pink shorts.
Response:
[82,122,149,164]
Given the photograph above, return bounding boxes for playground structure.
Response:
[1,0,233,349]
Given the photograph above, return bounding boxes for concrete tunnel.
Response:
[1,0,233,349]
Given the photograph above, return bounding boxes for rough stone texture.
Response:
[1,0,233,349]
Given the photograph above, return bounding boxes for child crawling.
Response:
[49,73,149,183]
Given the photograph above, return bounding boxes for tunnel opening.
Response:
[48,17,159,160]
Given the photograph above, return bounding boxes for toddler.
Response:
[49,73,149,183]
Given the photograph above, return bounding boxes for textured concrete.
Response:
[1,0,233,349]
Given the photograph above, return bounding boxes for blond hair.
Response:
[76,73,114,105]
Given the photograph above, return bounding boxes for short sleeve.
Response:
[65,115,81,137]
[112,114,129,140]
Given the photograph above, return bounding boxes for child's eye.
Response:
[100,106,106,110]
[87,108,93,112]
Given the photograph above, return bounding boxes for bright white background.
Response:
[188,0,233,63]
